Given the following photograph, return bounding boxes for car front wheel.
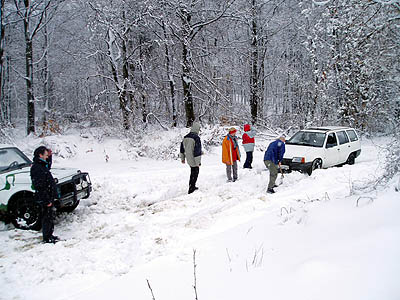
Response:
[307,159,322,175]
[8,197,42,231]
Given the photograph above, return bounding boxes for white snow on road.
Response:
[1,130,399,300]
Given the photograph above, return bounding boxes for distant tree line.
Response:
[0,0,399,135]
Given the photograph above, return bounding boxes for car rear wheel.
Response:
[347,153,356,165]
[8,197,42,231]
[307,159,322,175]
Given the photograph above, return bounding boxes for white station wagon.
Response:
[281,126,361,175]
[0,145,92,230]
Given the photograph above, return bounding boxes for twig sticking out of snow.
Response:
[193,249,199,300]
[146,279,156,300]
[356,196,374,207]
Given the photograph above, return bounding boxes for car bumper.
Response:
[281,159,312,173]
[55,173,92,208]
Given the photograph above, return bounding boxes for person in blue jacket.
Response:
[264,136,286,194]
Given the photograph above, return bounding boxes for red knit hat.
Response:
[228,127,237,134]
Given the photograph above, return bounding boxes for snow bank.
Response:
[0,127,399,300]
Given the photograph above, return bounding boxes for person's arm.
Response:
[31,169,46,191]
[278,143,285,163]
[180,142,185,163]
[248,129,256,139]
[46,149,53,170]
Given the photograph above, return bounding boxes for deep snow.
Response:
[0,128,399,300]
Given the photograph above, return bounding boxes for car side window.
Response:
[337,131,349,144]
[326,133,338,148]
[346,130,358,142]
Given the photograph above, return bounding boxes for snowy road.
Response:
[1,136,399,300]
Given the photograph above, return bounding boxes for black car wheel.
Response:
[307,159,322,175]
[347,153,356,165]
[8,197,42,231]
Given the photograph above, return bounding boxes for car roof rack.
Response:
[306,126,349,131]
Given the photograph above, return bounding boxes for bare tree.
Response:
[12,0,63,135]
[166,0,235,127]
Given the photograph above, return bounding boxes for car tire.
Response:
[8,197,42,231]
[307,159,322,175]
[347,153,356,165]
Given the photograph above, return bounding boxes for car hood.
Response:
[0,166,80,184]
[50,167,81,181]
[284,144,323,161]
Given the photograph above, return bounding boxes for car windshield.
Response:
[286,131,326,147]
[0,147,32,173]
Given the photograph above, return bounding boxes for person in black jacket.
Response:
[180,122,202,194]
[30,146,59,243]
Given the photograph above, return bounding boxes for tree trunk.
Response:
[110,57,130,130]
[25,27,35,135]
[139,35,147,123]
[180,8,195,128]
[182,40,195,127]
[162,22,177,127]
[250,0,258,125]
[0,0,4,121]
[42,10,49,135]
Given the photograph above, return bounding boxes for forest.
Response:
[0,0,399,135]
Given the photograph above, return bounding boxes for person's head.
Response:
[191,122,201,134]
[279,135,286,143]
[34,146,49,160]
[244,124,251,132]
[228,127,237,136]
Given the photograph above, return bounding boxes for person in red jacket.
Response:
[242,124,256,169]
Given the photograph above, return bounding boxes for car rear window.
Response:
[337,131,349,144]
[346,130,358,142]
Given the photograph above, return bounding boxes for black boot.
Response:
[267,188,275,194]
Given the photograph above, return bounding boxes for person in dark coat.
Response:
[264,136,286,194]
[180,122,202,194]
[30,146,59,243]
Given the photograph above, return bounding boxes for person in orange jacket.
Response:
[222,127,241,182]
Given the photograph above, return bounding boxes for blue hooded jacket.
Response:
[264,139,285,165]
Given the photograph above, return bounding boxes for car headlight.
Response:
[82,179,88,188]
[292,157,305,163]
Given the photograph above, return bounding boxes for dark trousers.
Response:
[189,166,199,193]
[41,205,54,241]
[264,160,278,189]
[243,151,253,168]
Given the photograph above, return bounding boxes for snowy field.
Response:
[1,128,399,300]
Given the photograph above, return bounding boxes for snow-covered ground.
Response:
[1,128,399,300]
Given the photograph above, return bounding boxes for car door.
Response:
[346,129,360,153]
[336,130,351,163]
[323,132,340,167]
